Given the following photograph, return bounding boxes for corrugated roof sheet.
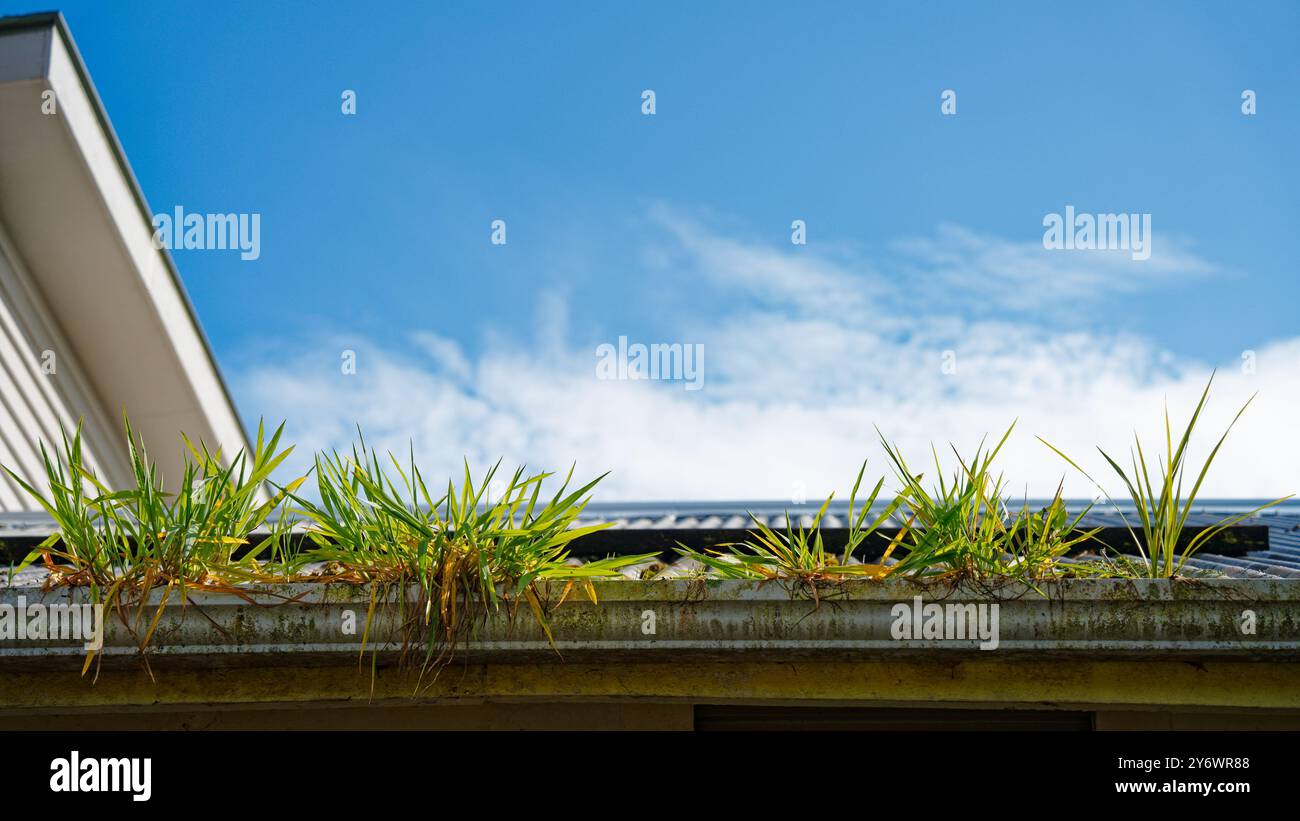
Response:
[4,504,1299,580]
[564,505,1300,580]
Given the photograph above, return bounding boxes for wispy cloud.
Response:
[893,222,1220,310]
[646,202,880,316]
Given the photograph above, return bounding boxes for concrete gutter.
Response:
[1,578,1296,670]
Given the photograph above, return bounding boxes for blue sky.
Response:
[8,1,1300,498]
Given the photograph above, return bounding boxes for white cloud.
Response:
[237,209,1297,501]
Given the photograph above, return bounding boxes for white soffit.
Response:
[0,13,249,484]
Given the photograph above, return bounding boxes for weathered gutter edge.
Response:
[1,578,1296,669]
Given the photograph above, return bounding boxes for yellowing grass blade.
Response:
[524,586,557,653]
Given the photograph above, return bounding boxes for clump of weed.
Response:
[684,425,1111,589]
[3,419,301,677]
[1039,374,1293,578]
[879,423,1105,583]
[676,461,907,595]
[284,439,652,687]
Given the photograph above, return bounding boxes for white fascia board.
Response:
[0,14,251,483]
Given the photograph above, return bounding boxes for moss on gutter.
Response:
[2,578,1296,672]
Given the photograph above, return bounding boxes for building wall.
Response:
[0,217,128,510]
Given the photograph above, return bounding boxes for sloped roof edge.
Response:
[0,10,251,465]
